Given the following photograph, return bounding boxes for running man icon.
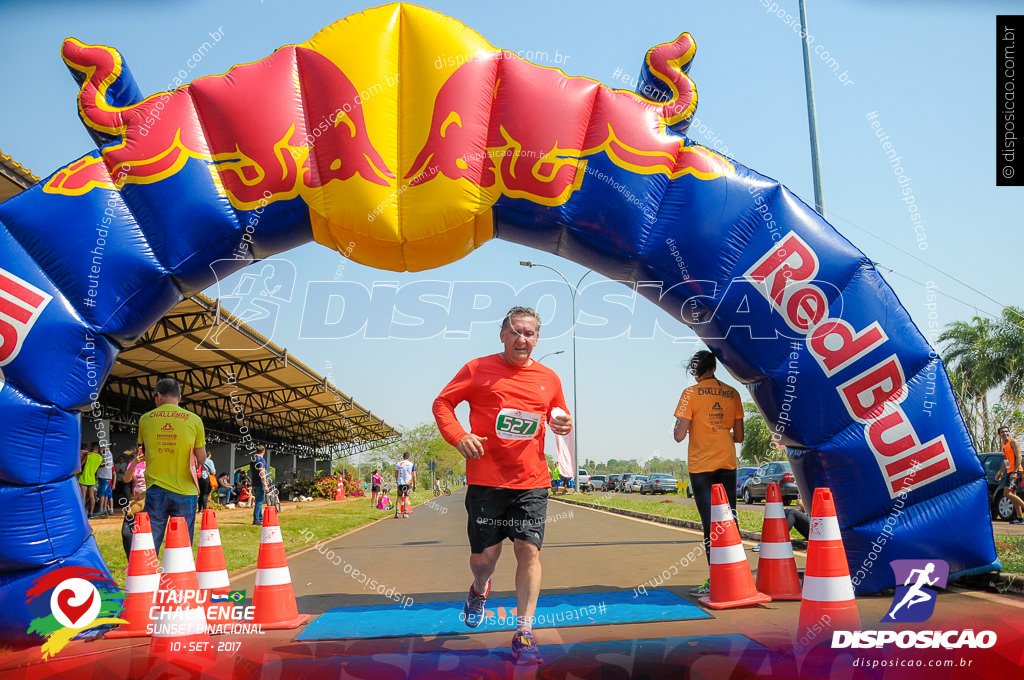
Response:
[884,559,949,623]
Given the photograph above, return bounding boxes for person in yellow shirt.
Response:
[673,350,744,596]
[138,377,207,552]
[78,443,103,519]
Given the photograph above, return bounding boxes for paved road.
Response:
[5,491,1023,678]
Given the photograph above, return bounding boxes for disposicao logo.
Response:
[832,558,997,650]
[885,558,949,623]
[25,567,125,659]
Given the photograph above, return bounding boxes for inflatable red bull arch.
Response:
[0,3,998,639]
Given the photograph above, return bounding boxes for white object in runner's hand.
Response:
[549,408,574,478]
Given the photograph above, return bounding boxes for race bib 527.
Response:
[495,409,542,440]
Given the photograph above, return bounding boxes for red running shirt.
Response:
[433,354,569,490]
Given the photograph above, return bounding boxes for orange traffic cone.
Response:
[196,509,235,624]
[699,483,772,609]
[755,483,803,600]
[334,476,346,501]
[797,488,860,641]
[148,517,213,668]
[251,507,311,629]
[106,512,160,638]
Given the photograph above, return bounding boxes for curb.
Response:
[550,495,808,551]
[955,571,1024,598]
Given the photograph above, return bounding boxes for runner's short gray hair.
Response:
[501,306,541,331]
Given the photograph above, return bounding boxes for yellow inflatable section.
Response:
[301,3,498,271]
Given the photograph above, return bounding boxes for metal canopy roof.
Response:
[0,149,39,202]
[100,293,400,459]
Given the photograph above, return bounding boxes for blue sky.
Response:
[0,1,1018,465]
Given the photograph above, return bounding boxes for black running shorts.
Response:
[465,485,548,553]
[397,484,411,497]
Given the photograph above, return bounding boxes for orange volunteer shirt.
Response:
[674,377,743,473]
[433,354,569,489]
[1003,438,1022,473]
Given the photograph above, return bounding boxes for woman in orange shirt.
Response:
[673,350,744,595]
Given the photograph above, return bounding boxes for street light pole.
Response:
[519,261,592,489]
[798,0,826,218]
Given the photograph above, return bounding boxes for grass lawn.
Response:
[993,534,1024,575]
[566,492,804,538]
[92,488,440,589]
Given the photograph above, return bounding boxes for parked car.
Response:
[735,466,758,497]
[979,452,1016,521]
[618,473,638,492]
[577,469,592,492]
[607,474,622,492]
[741,461,799,505]
[627,475,647,493]
[640,473,678,494]
[590,474,608,491]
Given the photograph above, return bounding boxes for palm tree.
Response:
[940,316,1008,449]
[994,306,1024,401]
[740,402,786,465]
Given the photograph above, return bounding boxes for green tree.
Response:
[342,423,465,484]
[939,307,1024,450]
[740,402,785,466]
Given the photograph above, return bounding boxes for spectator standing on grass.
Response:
[79,444,103,519]
[371,469,383,508]
[198,456,217,512]
[433,306,572,665]
[250,445,270,525]
[121,446,148,559]
[138,377,207,553]
[672,349,744,596]
[114,453,130,508]
[95,444,114,516]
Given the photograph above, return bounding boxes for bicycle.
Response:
[443,484,451,496]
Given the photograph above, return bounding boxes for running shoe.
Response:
[751,543,761,552]
[511,630,543,665]
[1010,518,1023,525]
[403,513,409,518]
[689,577,710,596]
[462,580,489,628]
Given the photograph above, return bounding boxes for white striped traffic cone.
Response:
[755,483,803,600]
[797,488,860,641]
[148,517,214,669]
[196,509,235,623]
[699,483,772,609]
[106,512,159,638]
[251,507,311,629]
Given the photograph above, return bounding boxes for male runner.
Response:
[433,306,572,664]
[996,426,1024,525]
[395,452,417,518]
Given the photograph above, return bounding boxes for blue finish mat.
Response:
[297,589,710,640]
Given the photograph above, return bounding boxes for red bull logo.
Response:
[745,233,955,497]
[0,267,51,385]
[45,40,393,210]
[406,35,732,205]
